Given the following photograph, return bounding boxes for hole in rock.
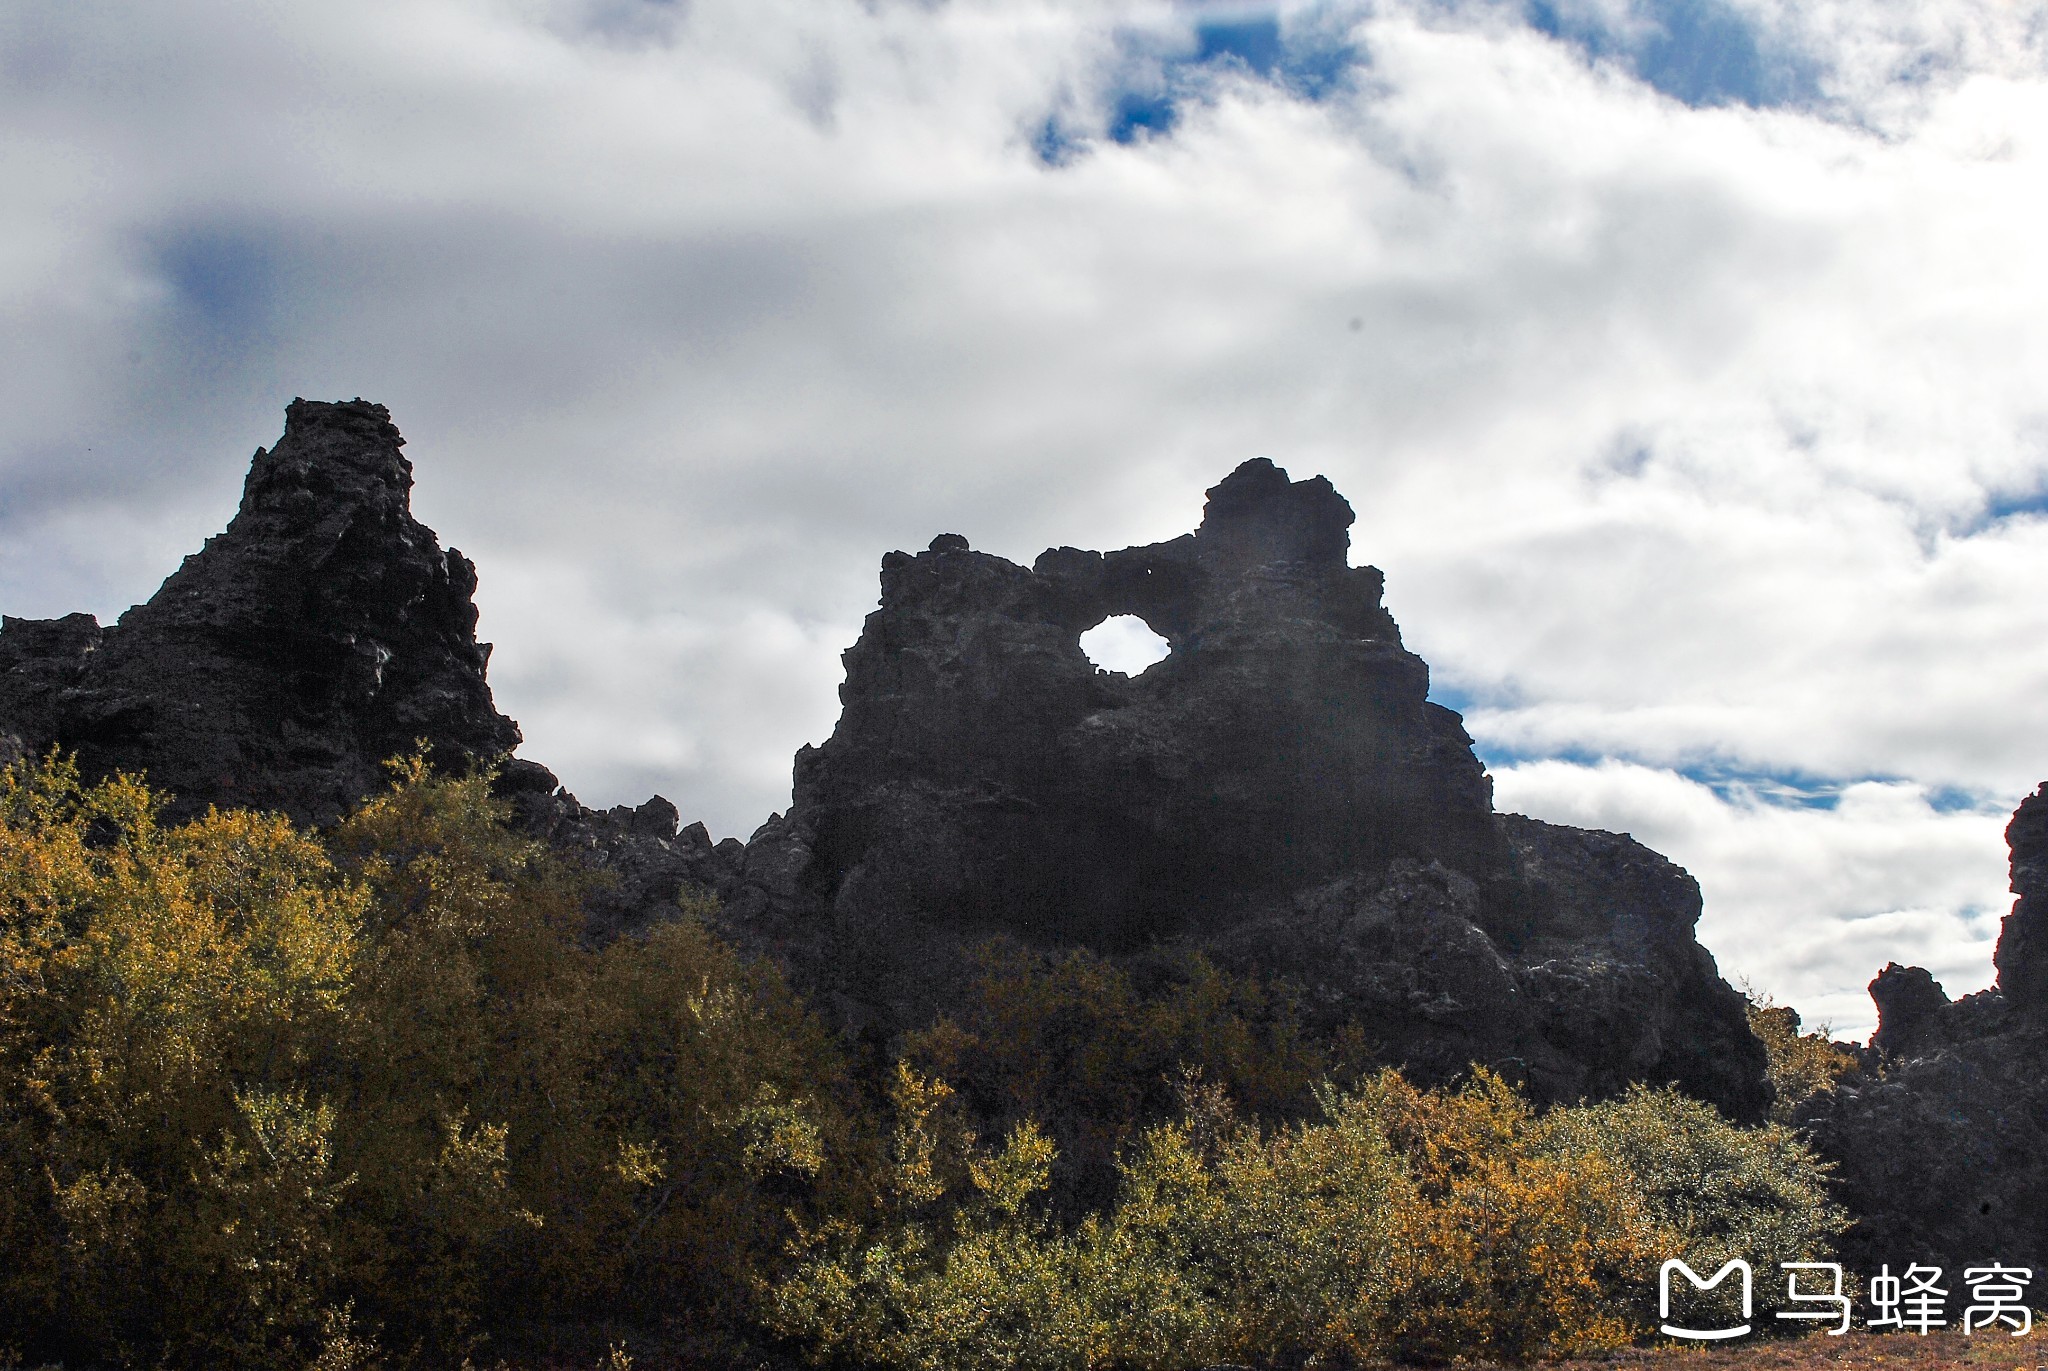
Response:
[1080,615,1170,676]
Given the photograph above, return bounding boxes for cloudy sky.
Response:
[7,0,2047,1036]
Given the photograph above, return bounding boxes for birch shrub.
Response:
[0,754,854,1370]
[0,750,1846,1370]
[774,1065,1846,1370]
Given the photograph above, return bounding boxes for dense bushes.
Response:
[773,1065,1848,1369]
[901,941,1362,1211]
[0,752,1849,1369]
[1746,993,1861,1122]
[0,754,856,1369]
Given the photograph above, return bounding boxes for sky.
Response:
[6,0,2048,1037]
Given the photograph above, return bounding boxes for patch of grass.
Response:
[1550,1326,2048,1368]
[483,1326,2048,1370]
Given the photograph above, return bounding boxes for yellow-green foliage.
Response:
[0,756,365,1368]
[0,753,854,1370]
[1746,995,1861,1122]
[902,941,1361,1205]
[774,1065,1847,1370]
[0,750,1853,1371]
[1363,1068,1655,1362]
[1540,1083,1848,1279]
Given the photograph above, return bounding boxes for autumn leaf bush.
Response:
[0,757,367,1368]
[900,940,1365,1211]
[0,749,1850,1370]
[773,1063,1848,1370]
[1745,993,1862,1122]
[0,753,857,1370]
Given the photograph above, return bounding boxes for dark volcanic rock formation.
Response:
[3,413,1771,1122]
[492,756,751,946]
[1801,787,2048,1275]
[1867,962,1951,1060]
[0,399,519,823]
[795,459,1499,946]
[1995,784,2048,1013]
[774,459,1770,1120]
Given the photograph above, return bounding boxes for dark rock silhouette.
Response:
[1801,787,2048,1275]
[1995,784,2048,1012]
[1868,963,1951,1060]
[764,458,1770,1119]
[1,410,1771,1122]
[0,399,518,823]
[491,755,753,946]
[792,459,1499,947]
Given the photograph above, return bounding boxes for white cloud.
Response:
[3,0,2045,1027]
[1493,759,2012,1039]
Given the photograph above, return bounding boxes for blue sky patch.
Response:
[1044,0,1827,166]
[1526,0,1817,108]
[1026,0,1860,175]
[1674,762,1846,809]
[154,228,278,338]
[1981,487,2048,523]
[1109,88,1182,143]
[1044,3,1365,156]
[1196,15,1284,74]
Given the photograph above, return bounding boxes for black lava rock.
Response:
[0,399,519,823]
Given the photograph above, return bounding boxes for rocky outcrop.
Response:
[1994,784,2048,1013]
[1800,787,2048,1275]
[776,458,1770,1119]
[1867,963,1951,1060]
[0,399,519,823]
[3,415,1771,1122]
[491,756,756,946]
[794,458,1501,946]
[1196,817,1765,1114]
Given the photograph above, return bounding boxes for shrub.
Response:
[901,941,1360,1210]
[324,756,864,1353]
[0,752,857,1368]
[1745,994,1861,1122]
[771,1063,1104,1371]
[1539,1083,1850,1284]
[775,1062,1849,1370]
[1364,1069,1653,1362]
[0,755,367,1368]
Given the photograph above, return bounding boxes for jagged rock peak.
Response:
[1196,457,1354,573]
[791,457,1493,949]
[0,399,519,823]
[1868,962,1951,1059]
[1996,782,2048,1012]
[744,457,1770,1120]
[239,398,413,518]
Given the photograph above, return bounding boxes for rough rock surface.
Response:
[491,757,756,946]
[1994,784,2048,1013]
[795,458,1500,945]
[0,399,519,823]
[776,459,1769,1119]
[1197,817,1763,1111]
[1801,787,2048,1275]
[2,415,1772,1123]
[1867,963,1951,1060]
